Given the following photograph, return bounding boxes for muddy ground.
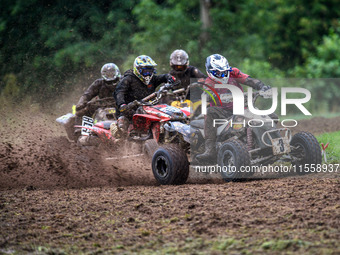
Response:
[0,108,339,254]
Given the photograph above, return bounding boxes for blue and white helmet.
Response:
[205,54,232,84]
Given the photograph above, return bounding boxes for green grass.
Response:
[316,130,340,163]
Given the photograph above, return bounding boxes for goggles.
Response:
[103,71,117,80]
[172,65,187,71]
[211,69,231,78]
[138,67,155,76]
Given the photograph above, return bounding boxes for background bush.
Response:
[0,0,339,114]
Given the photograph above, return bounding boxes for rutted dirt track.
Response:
[0,111,339,254]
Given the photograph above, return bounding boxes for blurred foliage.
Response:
[265,0,340,69]
[239,59,284,79]
[0,0,339,113]
[291,27,340,112]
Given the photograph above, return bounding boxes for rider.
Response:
[65,63,121,141]
[114,55,176,133]
[169,49,206,90]
[75,63,121,115]
[195,54,271,162]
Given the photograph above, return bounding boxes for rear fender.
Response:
[151,122,161,142]
[133,114,161,133]
[164,121,191,143]
[75,125,114,141]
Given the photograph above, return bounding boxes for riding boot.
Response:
[195,138,216,162]
[111,116,129,139]
[196,114,216,162]
[117,116,129,131]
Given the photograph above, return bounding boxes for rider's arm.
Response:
[114,76,131,107]
[243,77,267,90]
[153,73,176,87]
[232,67,268,90]
[76,79,101,110]
[190,66,207,79]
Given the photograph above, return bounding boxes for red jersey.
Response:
[200,67,249,109]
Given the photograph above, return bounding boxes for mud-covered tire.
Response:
[144,139,159,158]
[152,144,189,185]
[217,139,251,182]
[290,131,322,175]
[167,144,190,185]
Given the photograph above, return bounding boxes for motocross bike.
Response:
[188,88,322,181]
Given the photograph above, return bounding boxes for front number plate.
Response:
[271,137,291,155]
[81,116,94,136]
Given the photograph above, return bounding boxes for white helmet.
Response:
[205,54,232,84]
[101,63,121,82]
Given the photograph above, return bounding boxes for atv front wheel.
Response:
[217,140,251,182]
[290,132,322,175]
[152,144,189,185]
[144,139,159,159]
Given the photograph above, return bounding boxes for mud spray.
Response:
[0,100,156,190]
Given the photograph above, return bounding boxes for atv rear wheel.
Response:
[290,132,322,175]
[217,139,251,182]
[152,144,189,185]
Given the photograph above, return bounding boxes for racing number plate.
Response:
[81,116,94,136]
[271,137,291,155]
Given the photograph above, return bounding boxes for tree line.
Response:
[0,0,339,112]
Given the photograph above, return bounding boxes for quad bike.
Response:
[56,97,117,146]
[188,88,322,181]
[108,83,192,185]
[148,83,322,183]
[56,83,192,184]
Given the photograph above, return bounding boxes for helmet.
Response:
[101,63,121,83]
[133,55,157,85]
[170,49,189,72]
[205,54,232,84]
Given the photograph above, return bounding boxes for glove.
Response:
[119,100,138,112]
[75,102,87,111]
[260,85,271,91]
[119,104,128,112]
[167,75,176,85]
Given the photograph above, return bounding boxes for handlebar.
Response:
[142,92,157,102]
[141,83,186,103]
[76,97,116,116]
[122,82,195,112]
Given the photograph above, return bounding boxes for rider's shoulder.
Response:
[119,69,135,82]
[91,78,105,87]
[123,69,135,78]
[230,67,248,78]
[230,67,240,74]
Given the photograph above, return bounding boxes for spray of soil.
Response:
[0,100,155,190]
[1,96,340,190]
